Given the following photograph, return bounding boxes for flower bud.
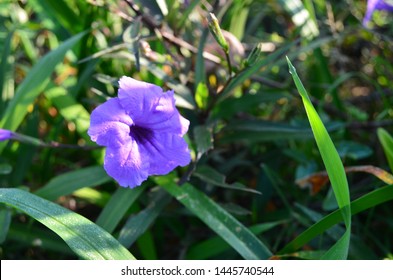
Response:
[207,13,229,54]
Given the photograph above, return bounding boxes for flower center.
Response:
[129,125,154,144]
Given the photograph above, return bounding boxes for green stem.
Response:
[11,132,98,150]
[224,50,233,76]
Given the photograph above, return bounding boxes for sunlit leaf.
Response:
[0,188,135,260]
[156,175,271,260]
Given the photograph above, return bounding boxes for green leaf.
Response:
[193,125,214,156]
[279,185,393,255]
[287,57,350,209]
[118,189,171,248]
[135,230,157,260]
[0,31,87,153]
[194,165,261,194]
[287,57,351,259]
[35,166,111,201]
[96,186,146,234]
[30,0,83,33]
[73,187,111,208]
[0,188,135,260]
[212,91,291,120]
[123,19,141,71]
[0,30,14,115]
[195,82,209,109]
[0,163,12,175]
[186,221,284,259]
[377,128,393,172]
[156,175,272,260]
[0,207,11,244]
[228,0,252,41]
[221,119,344,143]
[195,28,208,87]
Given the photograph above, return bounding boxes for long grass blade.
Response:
[35,166,111,201]
[287,57,351,259]
[0,188,135,260]
[186,221,284,259]
[118,189,171,248]
[0,30,14,115]
[0,207,11,243]
[95,186,146,234]
[377,128,393,172]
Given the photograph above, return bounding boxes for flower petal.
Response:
[0,129,12,141]
[88,77,192,188]
[88,98,133,148]
[104,141,150,188]
[363,0,393,25]
[140,132,191,175]
[135,90,190,136]
[118,76,162,120]
[118,77,188,135]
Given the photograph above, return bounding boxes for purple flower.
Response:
[88,77,191,188]
[0,129,12,141]
[363,0,393,25]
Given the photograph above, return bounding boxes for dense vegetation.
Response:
[1,0,393,260]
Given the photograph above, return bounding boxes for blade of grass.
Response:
[0,30,14,116]
[0,188,135,260]
[377,128,393,172]
[135,230,157,260]
[117,189,171,248]
[30,0,83,34]
[72,187,111,208]
[278,184,393,255]
[156,175,272,260]
[228,0,252,40]
[193,165,261,194]
[0,207,11,243]
[186,221,285,259]
[221,119,344,143]
[95,185,146,234]
[34,166,111,201]
[287,57,351,259]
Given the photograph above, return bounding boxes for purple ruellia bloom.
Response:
[0,129,12,141]
[363,0,393,25]
[88,77,191,188]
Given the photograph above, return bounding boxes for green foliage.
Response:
[156,175,272,260]
[378,128,393,172]
[0,188,134,260]
[287,57,351,259]
[1,0,393,260]
[0,31,87,153]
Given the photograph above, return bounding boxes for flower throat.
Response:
[129,125,154,144]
